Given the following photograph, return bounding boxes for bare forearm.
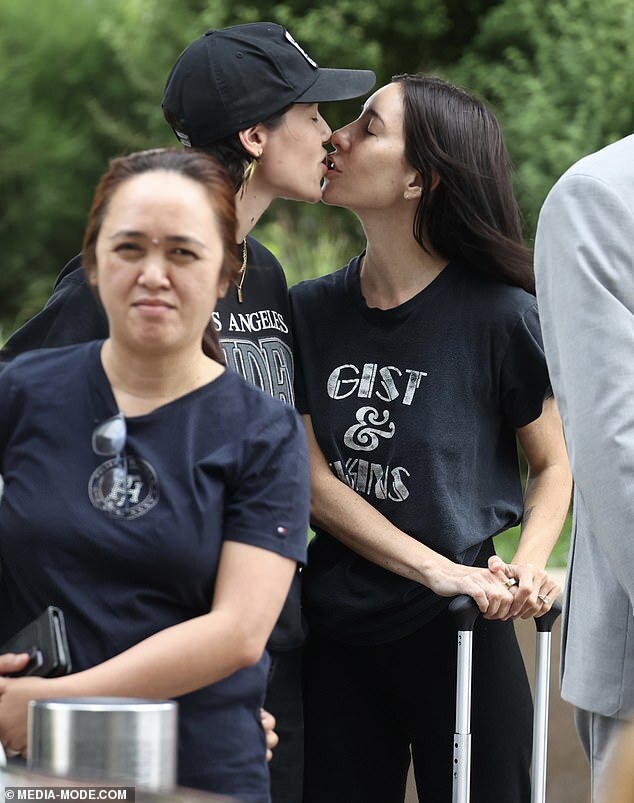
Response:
[310,471,441,585]
[0,545,296,756]
[303,416,512,613]
[511,396,572,569]
[52,611,259,701]
[311,467,519,616]
[49,543,297,701]
[489,418,572,619]
[0,613,260,755]
[513,464,572,568]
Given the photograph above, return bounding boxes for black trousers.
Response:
[265,647,304,803]
[303,608,532,803]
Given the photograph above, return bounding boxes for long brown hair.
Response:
[82,148,240,360]
[394,74,535,293]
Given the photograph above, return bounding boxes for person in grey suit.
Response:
[534,134,634,801]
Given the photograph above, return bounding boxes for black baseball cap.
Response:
[162,22,376,147]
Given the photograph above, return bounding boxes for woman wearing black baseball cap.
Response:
[0,22,374,803]
[161,24,374,803]
[163,22,375,156]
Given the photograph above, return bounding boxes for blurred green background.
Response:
[3,0,631,563]
[2,0,632,334]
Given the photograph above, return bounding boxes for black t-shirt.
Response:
[0,342,309,798]
[290,256,551,645]
[0,237,303,651]
[212,239,294,405]
[1,238,294,397]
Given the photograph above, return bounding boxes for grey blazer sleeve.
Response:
[535,172,634,602]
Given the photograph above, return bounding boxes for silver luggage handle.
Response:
[448,595,562,803]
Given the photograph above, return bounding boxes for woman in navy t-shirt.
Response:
[291,76,572,802]
[0,148,309,803]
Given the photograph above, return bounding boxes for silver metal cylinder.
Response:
[453,630,474,803]
[27,697,178,791]
[531,633,552,803]
[455,631,473,736]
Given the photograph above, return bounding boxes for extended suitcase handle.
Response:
[535,600,562,632]
[448,594,562,803]
[447,594,481,631]
[448,594,562,630]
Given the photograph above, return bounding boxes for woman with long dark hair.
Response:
[291,75,572,802]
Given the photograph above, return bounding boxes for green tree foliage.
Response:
[449,0,634,232]
[1,0,632,328]
[186,0,499,285]
[0,0,470,325]
[0,0,166,325]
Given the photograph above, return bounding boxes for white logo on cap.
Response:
[174,129,192,148]
[284,30,318,68]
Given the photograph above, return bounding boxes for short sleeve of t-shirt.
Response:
[223,405,309,564]
[499,303,552,428]
[0,345,308,796]
[290,270,342,417]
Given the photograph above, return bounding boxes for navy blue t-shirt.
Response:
[0,237,303,652]
[290,257,551,646]
[0,341,309,800]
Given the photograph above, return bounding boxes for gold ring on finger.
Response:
[538,594,551,605]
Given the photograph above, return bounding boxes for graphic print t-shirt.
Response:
[290,257,551,645]
[214,238,294,405]
[0,342,309,792]
[0,237,303,651]
[1,238,294,406]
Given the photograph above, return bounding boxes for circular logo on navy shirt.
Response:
[88,455,159,519]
